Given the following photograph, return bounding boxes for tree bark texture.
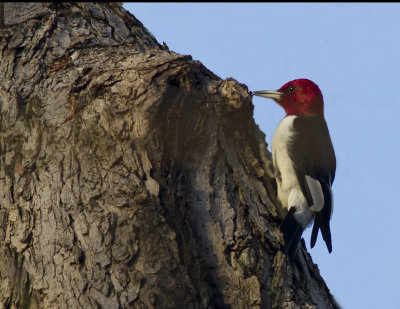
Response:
[0,3,339,308]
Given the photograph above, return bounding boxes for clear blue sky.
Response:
[124,3,400,308]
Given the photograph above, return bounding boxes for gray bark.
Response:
[0,2,339,308]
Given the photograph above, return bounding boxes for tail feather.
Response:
[280,207,304,264]
[320,182,333,253]
[311,213,332,253]
[310,220,319,248]
[310,181,333,253]
[319,214,332,253]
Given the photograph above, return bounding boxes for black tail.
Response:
[311,212,332,252]
[310,182,333,253]
[310,219,319,248]
[280,207,303,264]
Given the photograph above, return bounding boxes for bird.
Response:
[253,79,336,264]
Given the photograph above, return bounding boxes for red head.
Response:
[253,79,324,116]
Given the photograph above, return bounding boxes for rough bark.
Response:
[0,3,339,308]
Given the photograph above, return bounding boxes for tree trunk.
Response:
[0,3,339,308]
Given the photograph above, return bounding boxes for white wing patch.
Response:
[305,175,324,212]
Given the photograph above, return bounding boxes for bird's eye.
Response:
[288,85,295,92]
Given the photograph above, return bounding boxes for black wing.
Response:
[289,115,336,197]
[289,116,336,252]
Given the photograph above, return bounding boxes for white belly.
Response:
[271,116,324,228]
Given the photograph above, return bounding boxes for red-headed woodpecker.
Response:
[253,79,336,263]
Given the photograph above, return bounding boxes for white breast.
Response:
[271,116,324,228]
[271,115,298,208]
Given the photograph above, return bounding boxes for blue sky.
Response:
[124,3,400,308]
